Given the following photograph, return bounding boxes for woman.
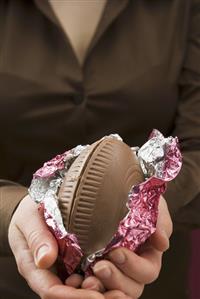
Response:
[0,0,200,298]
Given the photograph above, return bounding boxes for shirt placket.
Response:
[33,0,129,143]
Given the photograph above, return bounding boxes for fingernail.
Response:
[84,281,98,290]
[35,244,49,265]
[109,250,126,264]
[93,264,111,279]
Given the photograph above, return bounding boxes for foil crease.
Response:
[29,146,88,274]
[84,130,182,272]
[29,131,182,278]
[138,129,182,181]
[104,177,166,252]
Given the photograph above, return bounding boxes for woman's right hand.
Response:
[8,195,128,299]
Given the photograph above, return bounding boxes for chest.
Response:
[49,0,107,65]
[0,1,188,146]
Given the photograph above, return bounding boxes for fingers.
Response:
[9,223,104,299]
[65,274,84,288]
[93,260,144,298]
[82,276,105,292]
[65,274,130,299]
[8,223,63,298]
[82,277,130,299]
[90,197,170,299]
[108,247,162,284]
[44,285,105,299]
[104,290,131,299]
[158,196,173,238]
[10,195,58,269]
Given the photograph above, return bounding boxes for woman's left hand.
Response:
[66,196,172,299]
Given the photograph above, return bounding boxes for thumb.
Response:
[14,195,58,269]
[150,196,173,252]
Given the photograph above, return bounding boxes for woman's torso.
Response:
[0,2,194,299]
[0,0,190,186]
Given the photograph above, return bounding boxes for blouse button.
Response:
[73,93,84,105]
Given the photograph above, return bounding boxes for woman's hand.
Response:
[80,196,172,299]
[9,195,119,299]
[8,194,172,299]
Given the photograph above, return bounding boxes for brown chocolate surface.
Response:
[58,138,144,256]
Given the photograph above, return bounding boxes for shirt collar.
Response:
[34,0,129,61]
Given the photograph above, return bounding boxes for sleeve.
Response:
[0,180,28,255]
[0,3,29,255]
[164,0,200,228]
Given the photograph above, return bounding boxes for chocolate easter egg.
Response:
[58,137,144,257]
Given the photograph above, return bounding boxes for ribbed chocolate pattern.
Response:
[58,141,100,227]
[70,139,114,249]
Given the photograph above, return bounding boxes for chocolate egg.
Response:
[58,137,144,257]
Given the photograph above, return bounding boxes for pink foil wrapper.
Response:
[29,130,182,278]
[29,145,87,275]
[34,153,66,179]
[104,177,166,253]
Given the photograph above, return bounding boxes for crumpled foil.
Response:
[29,145,88,275]
[29,130,182,278]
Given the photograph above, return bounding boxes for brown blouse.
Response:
[0,0,200,254]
